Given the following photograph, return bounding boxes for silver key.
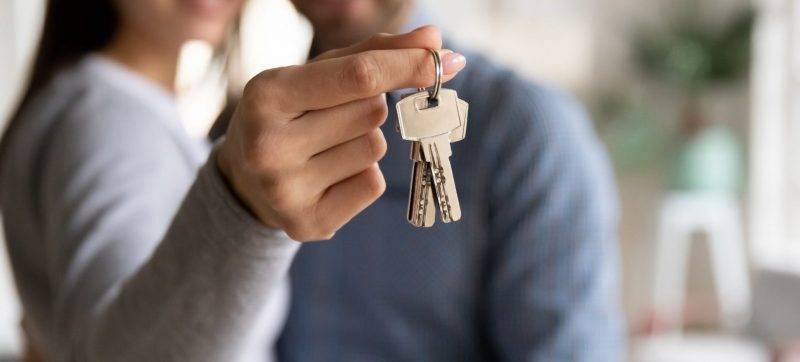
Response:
[450,99,469,143]
[397,89,464,141]
[399,91,440,227]
[404,93,464,225]
[420,134,461,222]
[399,91,467,142]
[396,48,467,227]
[397,89,464,224]
[407,142,436,227]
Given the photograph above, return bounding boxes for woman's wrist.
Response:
[214,141,282,230]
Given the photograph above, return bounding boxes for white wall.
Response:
[420,0,596,94]
[0,0,45,356]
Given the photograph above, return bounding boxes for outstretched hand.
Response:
[217,26,466,241]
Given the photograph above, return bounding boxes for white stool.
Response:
[632,333,768,362]
[652,191,752,334]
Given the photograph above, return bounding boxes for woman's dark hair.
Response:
[0,0,119,159]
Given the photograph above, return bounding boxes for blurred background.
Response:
[0,0,798,360]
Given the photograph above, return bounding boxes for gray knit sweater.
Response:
[1,55,298,362]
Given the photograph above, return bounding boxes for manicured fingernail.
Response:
[412,25,434,33]
[442,51,466,75]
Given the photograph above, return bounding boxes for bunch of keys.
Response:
[396,49,469,228]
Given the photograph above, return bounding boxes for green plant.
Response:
[634,8,755,94]
[596,93,666,172]
[595,5,755,174]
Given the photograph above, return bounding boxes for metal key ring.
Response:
[417,48,442,102]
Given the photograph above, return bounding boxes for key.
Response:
[409,142,436,227]
[451,99,469,143]
[420,134,461,222]
[396,48,468,227]
[407,142,436,227]
[396,89,464,223]
[398,91,468,142]
[399,91,441,227]
[397,89,464,141]
[403,92,462,226]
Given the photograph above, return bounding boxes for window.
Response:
[750,0,800,270]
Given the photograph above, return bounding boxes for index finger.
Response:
[257,48,466,116]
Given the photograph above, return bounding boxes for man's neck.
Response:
[309,3,416,58]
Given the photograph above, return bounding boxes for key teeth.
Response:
[429,147,454,223]
[419,165,435,227]
[407,146,437,228]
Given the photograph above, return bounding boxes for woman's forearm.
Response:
[67,157,298,362]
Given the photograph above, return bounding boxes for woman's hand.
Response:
[217,26,467,241]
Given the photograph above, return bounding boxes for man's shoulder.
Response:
[449,50,595,150]
[447,50,618,221]
[451,50,585,120]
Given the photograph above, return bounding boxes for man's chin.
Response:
[299,0,409,50]
[306,0,372,18]
[312,27,370,51]
[312,16,379,49]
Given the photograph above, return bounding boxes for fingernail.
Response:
[411,24,434,33]
[442,52,466,75]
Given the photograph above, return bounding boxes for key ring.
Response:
[417,49,442,102]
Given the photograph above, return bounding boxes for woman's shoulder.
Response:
[42,56,175,129]
[3,56,189,187]
[13,56,180,153]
